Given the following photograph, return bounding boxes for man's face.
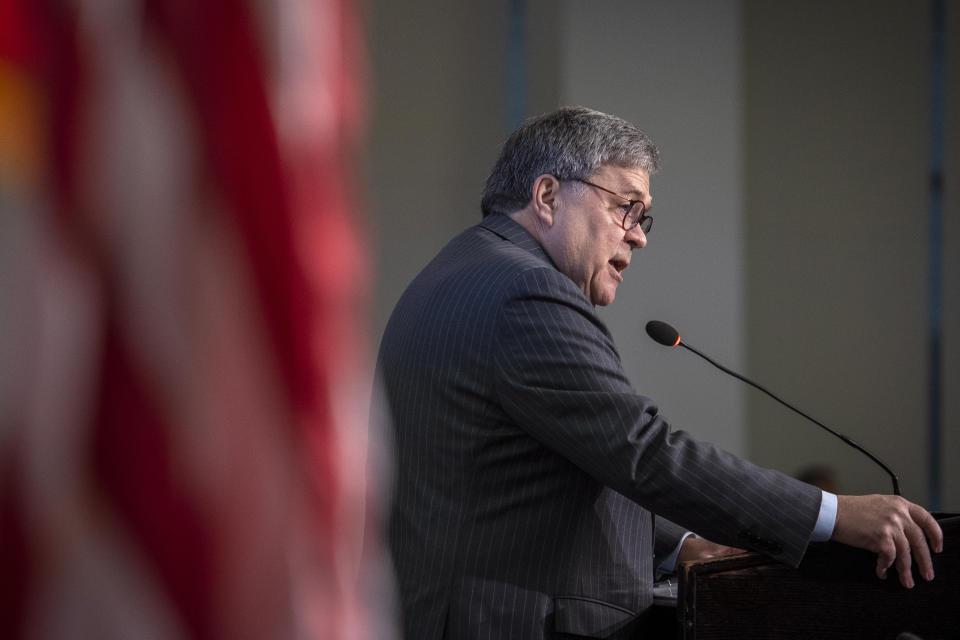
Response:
[541,164,651,306]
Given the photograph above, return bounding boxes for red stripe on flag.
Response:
[144,0,324,423]
[93,316,217,638]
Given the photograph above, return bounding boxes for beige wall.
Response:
[366,1,510,339]
[560,0,749,456]
[743,1,948,503]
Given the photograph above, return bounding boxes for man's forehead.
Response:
[593,164,651,196]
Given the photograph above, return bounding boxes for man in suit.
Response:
[375,107,942,639]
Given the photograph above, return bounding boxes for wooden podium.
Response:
[674,515,959,639]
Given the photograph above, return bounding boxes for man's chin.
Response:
[591,286,617,306]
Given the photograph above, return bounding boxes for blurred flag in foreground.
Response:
[1,0,388,638]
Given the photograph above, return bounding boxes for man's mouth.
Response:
[610,258,629,274]
[609,258,629,282]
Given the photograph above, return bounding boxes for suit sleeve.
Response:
[654,516,689,565]
[491,267,822,566]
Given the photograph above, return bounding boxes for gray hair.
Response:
[480,106,660,217]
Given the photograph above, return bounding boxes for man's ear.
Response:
[530,174,561,225]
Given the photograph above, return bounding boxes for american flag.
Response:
[0,0,389,638]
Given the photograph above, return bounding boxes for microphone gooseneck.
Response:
[646,320,901,496]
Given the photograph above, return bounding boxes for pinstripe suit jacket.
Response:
[376,214,822,639]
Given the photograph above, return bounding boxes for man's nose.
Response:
[626,225,647,249]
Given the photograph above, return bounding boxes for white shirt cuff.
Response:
[810,490,837,542]
[656,531,696,577]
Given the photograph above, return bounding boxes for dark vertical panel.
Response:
[942,0,960,513]
[507,0,527,129]
[524,0,561,116]
[927,0,945,510]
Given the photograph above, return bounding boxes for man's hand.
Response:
[832,495,943,589]
[676,536,743,565]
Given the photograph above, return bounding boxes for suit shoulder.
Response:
[401,223,559,300]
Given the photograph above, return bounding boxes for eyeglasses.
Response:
[571,178,653,233]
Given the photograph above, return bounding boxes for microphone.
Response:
[645,320,901,496]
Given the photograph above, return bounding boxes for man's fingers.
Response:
[892,532,914,589]
[875,558,887,580]
[883,507,939,588]
[875,539,896,580]
[906,511,938,581]
[834,494,943,589]
[911,503,944,554]
[910,537,935,583]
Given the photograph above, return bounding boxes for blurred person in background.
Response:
[797,465,840,494]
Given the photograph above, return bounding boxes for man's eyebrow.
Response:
[620,186,647,199]
[625,189,651,209]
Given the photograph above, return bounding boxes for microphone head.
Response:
[646,320,681,347]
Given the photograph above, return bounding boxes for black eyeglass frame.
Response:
[570,178,653,234]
